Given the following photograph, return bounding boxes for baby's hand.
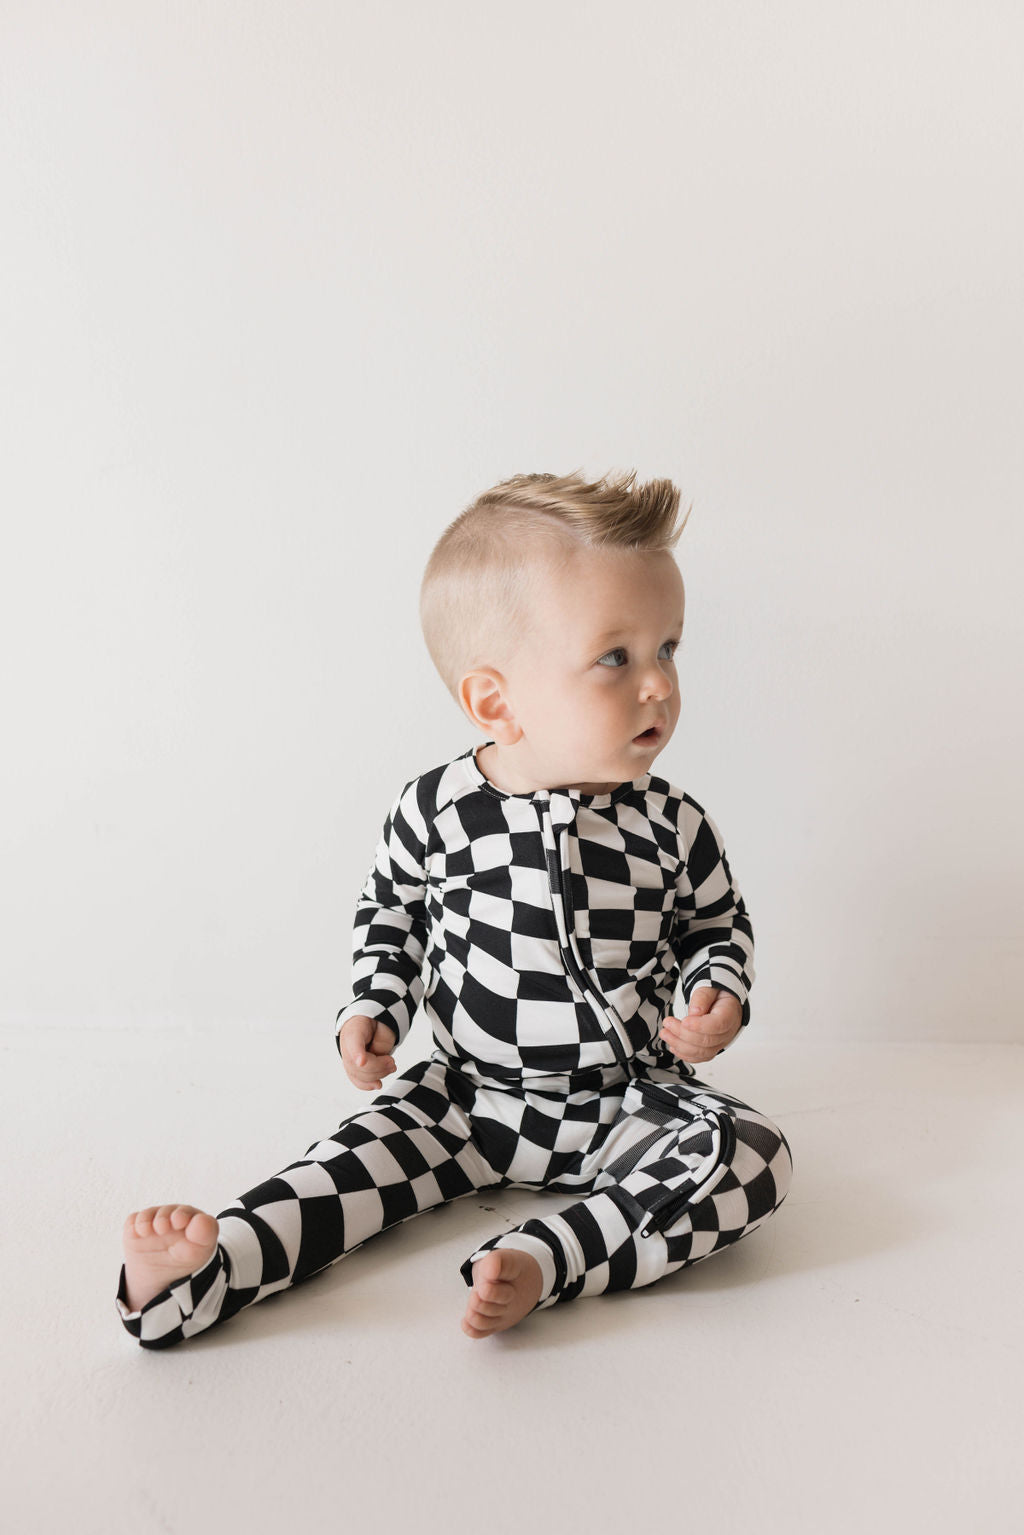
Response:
[339,1014,399,1091]
[659,987,743,1064]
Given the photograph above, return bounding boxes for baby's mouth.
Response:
[633,726,661,745]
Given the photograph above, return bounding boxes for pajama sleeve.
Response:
[335,777,430,1055]
[670,797,756,1031]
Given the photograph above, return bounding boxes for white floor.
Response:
[4,1022,1021,1534]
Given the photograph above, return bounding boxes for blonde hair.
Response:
[419,467,691,707]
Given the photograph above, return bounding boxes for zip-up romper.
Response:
[115,742,792,1348]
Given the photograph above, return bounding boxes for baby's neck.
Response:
[476,743,620,797]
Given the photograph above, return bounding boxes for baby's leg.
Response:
[460,1077,793,1313]
[116,1058,499,1349]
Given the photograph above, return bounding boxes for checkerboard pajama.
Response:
[116,742,792,1348]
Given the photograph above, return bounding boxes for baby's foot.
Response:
[461,1249,544,1339]
[122,1204,220,1312]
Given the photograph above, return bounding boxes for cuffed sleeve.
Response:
[335,777,430,1053]
[670,797,756,1030]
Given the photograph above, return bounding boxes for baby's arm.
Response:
[667,796,755,1058]
[335,776,430,1065]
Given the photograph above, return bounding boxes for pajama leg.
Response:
[116,1058,501,1349]
[460,1074,792,1312]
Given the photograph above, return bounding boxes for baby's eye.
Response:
[596,640,679,669]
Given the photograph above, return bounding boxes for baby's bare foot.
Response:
[461,1249,543,1339]
[122,1204,220,1312]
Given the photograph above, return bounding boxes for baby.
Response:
[117,468,792,1348]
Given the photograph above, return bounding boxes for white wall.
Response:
[2,1,1021,1043]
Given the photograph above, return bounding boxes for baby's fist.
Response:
[339,1014,398,1091]
[659,987,743,1063]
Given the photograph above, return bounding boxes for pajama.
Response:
[116,742,792,1348]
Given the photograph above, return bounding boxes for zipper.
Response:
[637,1105,737,1238]
[535,793,635,1067]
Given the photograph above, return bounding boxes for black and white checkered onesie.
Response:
[116,741,792,1347]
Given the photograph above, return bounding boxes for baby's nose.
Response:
[641,671,673,699]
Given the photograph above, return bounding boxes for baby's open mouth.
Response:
[633,726,660,744]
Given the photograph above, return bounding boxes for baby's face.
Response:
[499,546,684,792]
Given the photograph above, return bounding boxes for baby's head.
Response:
[420,469,691,794]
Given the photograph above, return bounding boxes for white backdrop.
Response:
[2,2,1021,1043]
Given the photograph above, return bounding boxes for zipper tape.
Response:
[638,1107,738,1239]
